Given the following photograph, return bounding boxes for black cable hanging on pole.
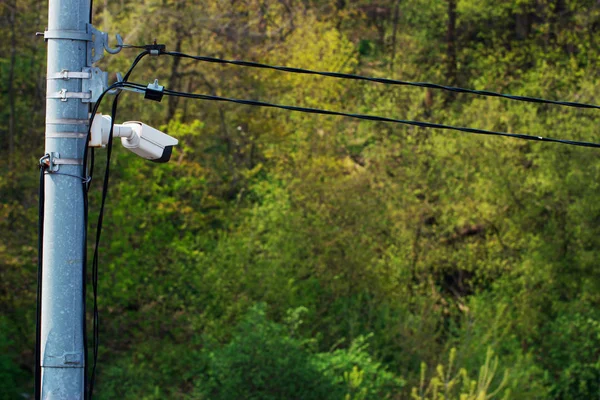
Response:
[35,162,45,400]
[82,51,150,400]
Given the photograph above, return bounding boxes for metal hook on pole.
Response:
[104,33,123,54]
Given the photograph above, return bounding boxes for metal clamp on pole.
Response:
[45,152,83,172]
[44,24,123,65]
[39,153,89,183]
[47,70,92,80]
[43,29,91,41]
[48,89,92,102]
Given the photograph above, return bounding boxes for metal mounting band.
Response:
[52,158,83,166]
[48,71,92,80]
[45,132,88,139]
[46,119,89,125]
[48,89,92,101]
[44,30,91,41]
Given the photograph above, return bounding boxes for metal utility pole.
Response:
[41,0,92,397]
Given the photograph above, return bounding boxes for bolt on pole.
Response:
[41,0,90,397]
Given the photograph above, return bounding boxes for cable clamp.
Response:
[39,154,50,170]
[40,152,86,176]
[44,152,61,172]
[145,79,164,102]
[146,41,166,56]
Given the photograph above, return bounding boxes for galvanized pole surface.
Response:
[42,0,90,397]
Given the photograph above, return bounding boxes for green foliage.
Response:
[315,335,405,399]
[195,304,402,400]
[411,348,509,400]
[195,304,336,400]
[96,338,203,400]
[542,302,600,399]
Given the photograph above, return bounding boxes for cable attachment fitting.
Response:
[146,40,166,56]
[107,73,125,95]
[39,154,50,170]
[145,79,164,102]
[39,153,90,182]
[88,24,123,64]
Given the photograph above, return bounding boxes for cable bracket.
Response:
[43,24,123,65]
[82,67,108,103]
[88,24,123,65]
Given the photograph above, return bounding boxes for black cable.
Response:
[43,171,91,182]
[88,95,119,399]
[35,164,45,400]
[162,51,600,111]
[82,82,121,400]
[83,173,89,400]
[160,88,600,149]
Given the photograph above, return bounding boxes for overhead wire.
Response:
[155,87,600,149]
[161,51,600,111]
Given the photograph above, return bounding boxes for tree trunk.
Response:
[446,0,457,86]
[7,0,17,169]
[390,0,401,74]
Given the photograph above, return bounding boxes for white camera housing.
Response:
[90,114,178,163]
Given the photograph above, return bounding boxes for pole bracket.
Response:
[81,67,108,103]
[88,24,123,65]
[43,24,123,65]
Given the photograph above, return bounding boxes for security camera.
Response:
[90,114,178,163]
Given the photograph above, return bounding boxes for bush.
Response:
[542,305,600,399]
[195,304,404,400]
[411,348,510,400]
[195,304,338,400]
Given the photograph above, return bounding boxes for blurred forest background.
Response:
[2,0,600,398]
